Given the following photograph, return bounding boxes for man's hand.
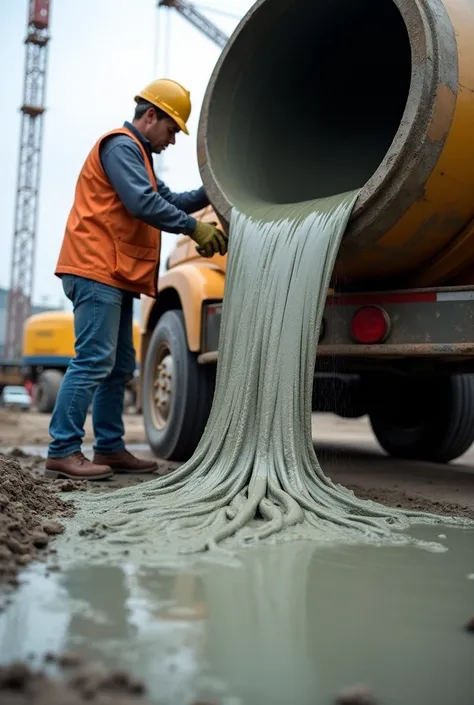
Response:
[191,221,228,258]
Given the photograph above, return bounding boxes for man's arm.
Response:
[100,136,197,234]
[157,180,210,214]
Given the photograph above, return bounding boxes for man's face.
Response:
[148,112,180,153]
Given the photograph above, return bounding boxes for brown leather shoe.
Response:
[45,451,113,480]
[92,448,157,474]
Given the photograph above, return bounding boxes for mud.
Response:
[336,685,377,705]
[5,530,471,705]
[345,484,474,520]
[0,454,73,589]
[0,658,152,704]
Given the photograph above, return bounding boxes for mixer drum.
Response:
[197,0,474,289]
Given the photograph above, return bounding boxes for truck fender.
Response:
[154,262,225,352]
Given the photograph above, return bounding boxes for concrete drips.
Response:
[65,193,470,560]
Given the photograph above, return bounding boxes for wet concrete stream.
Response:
[1,526,473,704]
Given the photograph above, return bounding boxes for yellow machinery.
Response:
[23,311,141,413]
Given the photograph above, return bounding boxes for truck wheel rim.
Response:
[151,343,173,430]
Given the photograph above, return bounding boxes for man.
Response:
[45,78,227,481]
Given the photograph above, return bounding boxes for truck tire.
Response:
[143,310,216,461]
[312,374,366,417]
[369,374,474,463]
[36,369,64,414]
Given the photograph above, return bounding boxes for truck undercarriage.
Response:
[142,284,474,464]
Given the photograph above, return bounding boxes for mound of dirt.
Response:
[0,660,152,704]
[0,454,74,587]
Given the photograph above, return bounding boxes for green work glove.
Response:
[191,220,228,258]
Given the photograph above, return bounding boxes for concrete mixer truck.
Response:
[139,0,474,464]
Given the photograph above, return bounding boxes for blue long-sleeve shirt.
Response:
[99,121,209,235]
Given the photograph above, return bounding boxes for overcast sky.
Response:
[0,0,254,308]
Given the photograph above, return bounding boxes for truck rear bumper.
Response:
[318,342,474,357]
[199,286,474,368]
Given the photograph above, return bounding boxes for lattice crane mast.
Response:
[158,0,229,49]
[5,0,52,360]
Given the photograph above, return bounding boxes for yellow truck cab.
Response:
[140,206,225,460]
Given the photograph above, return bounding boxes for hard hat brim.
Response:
[134,94,189,135]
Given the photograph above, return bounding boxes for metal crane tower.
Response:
[158,0,229,49]
[5,0,52,360]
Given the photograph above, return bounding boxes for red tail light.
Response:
[350,306,390,344]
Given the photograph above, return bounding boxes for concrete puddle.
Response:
[0,526,473,705]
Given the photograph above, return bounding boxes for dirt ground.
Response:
[3,406,473,597]
[0,409,147,448]
[1,409,474,704]
[1,409,474,519]
[0,453,72,589]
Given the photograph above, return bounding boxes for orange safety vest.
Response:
[55,127,160,297]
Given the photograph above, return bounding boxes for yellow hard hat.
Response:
[135,78,191,135]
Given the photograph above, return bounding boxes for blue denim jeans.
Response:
[48,275,136,458]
